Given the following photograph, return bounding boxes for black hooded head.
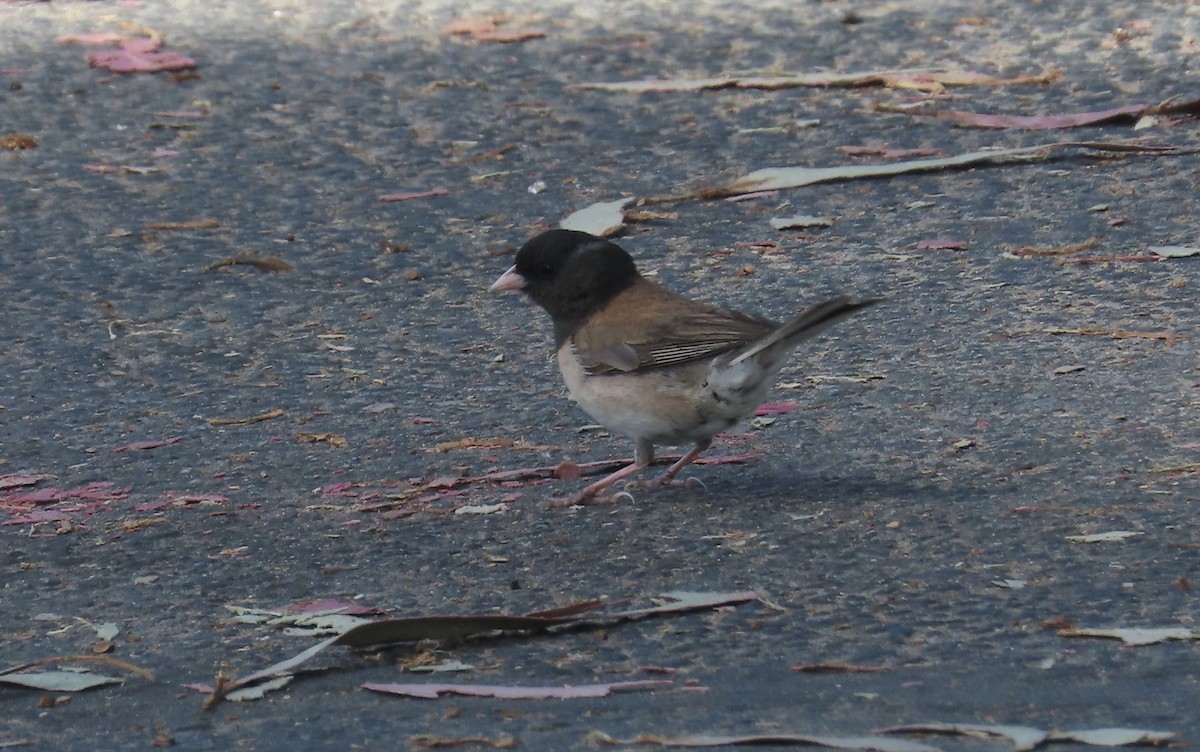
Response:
[510,229,641,344]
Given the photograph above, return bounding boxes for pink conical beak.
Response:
[490,265,527,292]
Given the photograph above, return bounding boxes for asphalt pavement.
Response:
[1,1,1197,750]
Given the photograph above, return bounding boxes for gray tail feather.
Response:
[730,295,879,366]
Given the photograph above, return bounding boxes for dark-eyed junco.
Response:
[491,229,878,504]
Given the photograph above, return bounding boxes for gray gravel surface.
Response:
[1,1,1197,750]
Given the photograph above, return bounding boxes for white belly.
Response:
[556,346,758,445]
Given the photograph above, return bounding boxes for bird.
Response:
[491,228,878,504]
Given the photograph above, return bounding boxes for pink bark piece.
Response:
[0,473,53,490]
[755,401,797,416]
[917,239,970,250]
[87,38,197,74]
[4,487,67,504]
[71,483,132,501]
[472,28,545,43]
[282,598,381,616]
[4,483,128,505]
[4,509,76,525]
[181,682,214,693]
[362,679,672,700]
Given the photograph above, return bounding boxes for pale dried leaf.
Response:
[560,198,636,236]
[92,623,119,641]
[930,104,1148,130]
[1053,729,1176,746]
[880,723,1047,752]
[454,503,509,515]
[1148,245,1200,257]
[770,215,833,230]
[204,591,757,708]
[1052,365,1086,376]
[225,675,292,701]
[598,731,940,751]
[1059,627,1198,646]
[992,579,1027,590]
[280,614,372,635]
[0,670,123,692]
[364,679,671,699]
[728,145,1050,195]
[1065,531,1143,543]
[882,723,1175,751]
[720,143,1184,198]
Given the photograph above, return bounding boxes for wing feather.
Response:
[570,279,777,375]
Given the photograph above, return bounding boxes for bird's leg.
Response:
[555,439,654,506]
[644,438,711,488]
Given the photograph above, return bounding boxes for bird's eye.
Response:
[540,264,555,275]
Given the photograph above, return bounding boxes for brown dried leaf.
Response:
[0,133,38,150]
[837,146,942,159]
[203,592,757,708]
[294,433,348,448]
[379,188,451,202]
[116,517,168,532]
[907,96,1200,130]
[553,460,582,481]
[204,256,294,273]
[1057,253,1164,264]
[1012,236,1103,256]
[410,734,518,749]
[791,662,890,673]
[143,218,221,230]
[433,438,516,453]
[575,68,1058,94]
[206,408,285,426]
[112,436,182,453]
[1043,328,1179,342]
